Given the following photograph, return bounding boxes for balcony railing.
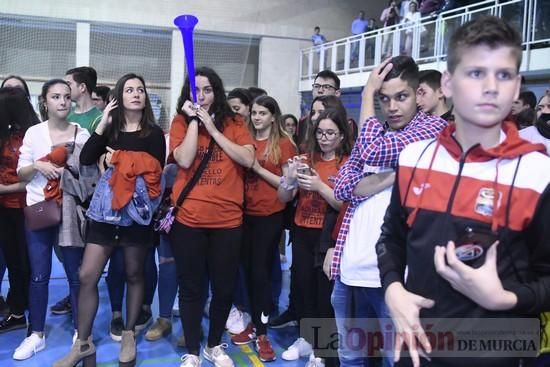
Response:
[299,0,549,89]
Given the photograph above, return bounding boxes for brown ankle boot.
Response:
[119,330,136,364]
[53,336,96,367]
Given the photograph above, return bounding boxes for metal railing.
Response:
[299,0,549,86]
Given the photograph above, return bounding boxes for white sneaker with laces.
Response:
[13,333,46,360]
[305,352,325,367]
[180,353,200,367]
[225,307,251,335]
[281,337,313,361]
[203,343,235,367]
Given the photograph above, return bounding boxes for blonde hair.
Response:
[251,95,297,165]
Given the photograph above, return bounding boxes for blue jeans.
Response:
[26,226,82,331]
[331,277,394,367]
[107,246,157,312]
[157,234,177,319]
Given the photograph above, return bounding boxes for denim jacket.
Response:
[87,168,165,226]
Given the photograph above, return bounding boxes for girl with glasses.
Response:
[298,95,347,152]
[278,107,352,367]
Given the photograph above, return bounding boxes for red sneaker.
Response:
[231,323,256,345]
[256,334,276,362]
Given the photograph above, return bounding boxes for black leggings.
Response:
[293,226,339,367]
[242,212,283,335]
[0,206,29,315]
[170,221,242,356]
[77,243,148,340]
[292,225,321,324]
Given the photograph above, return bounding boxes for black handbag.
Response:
[23,126,78,231]
[24,199,62,231]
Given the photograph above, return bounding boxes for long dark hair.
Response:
[310,95,347,121]
[39,79,71,122]
[300,95,347,150]
[104,73,155,143]
[0,87,40,148]
[307,107,353,168]
[1,75,31,98]
[281,113,298,141]
[176,67,234,129]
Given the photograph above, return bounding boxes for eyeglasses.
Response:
[315,129,339,140]
[312,83,337,91]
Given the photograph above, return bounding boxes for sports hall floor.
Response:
[0,246,303,367]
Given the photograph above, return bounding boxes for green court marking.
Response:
[233,353,248,367]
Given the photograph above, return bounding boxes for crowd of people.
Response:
[0,14,550,367]
[311,0,550,63]
[312,1,432,58]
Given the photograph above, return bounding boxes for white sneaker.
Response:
[203,343,234,367]
[225,307,239,330]
[281,337,313,361]
[13,333,46,360]
[180,354,200,367]
[305,352,325,367]
[225,307,251,335]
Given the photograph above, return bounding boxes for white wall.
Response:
[259,37,309,116]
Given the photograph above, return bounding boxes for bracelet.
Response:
[279,176,297,191]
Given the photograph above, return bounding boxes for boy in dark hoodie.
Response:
[376,16,550,367]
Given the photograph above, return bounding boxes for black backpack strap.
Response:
[172,138,216,216]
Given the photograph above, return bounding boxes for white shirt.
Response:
[519,125,550,154]
[402,11,421,31]
[17,121,90,206]
[400,0,411,18]
[340,169,393,288]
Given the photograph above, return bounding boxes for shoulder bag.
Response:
[24,126,78,231]
[153,138,216,234]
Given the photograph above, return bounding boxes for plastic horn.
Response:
[174,14,199,103]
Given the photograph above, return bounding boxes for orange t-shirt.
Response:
[294,154,348,229]
[245,137,297,216]
[169,113,254,228]
[0,134,26,208]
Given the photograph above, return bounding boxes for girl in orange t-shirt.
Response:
[169,67,255,366]
[229,96,297,360]
[0,85,39,332]
[278,108,353,363]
